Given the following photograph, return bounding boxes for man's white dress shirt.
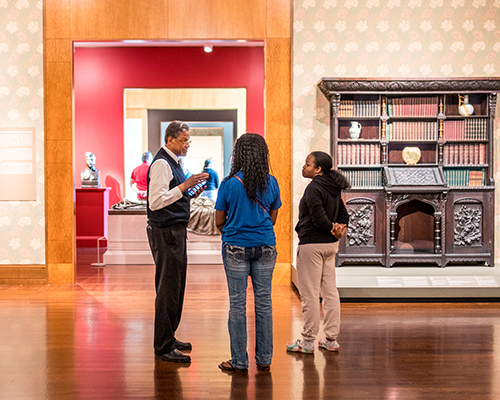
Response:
[148,146,184,211]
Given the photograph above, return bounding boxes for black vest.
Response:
[147,148,190,228]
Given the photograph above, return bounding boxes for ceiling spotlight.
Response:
[203,43,213,53]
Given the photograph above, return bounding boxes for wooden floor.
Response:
[1,250,500,399]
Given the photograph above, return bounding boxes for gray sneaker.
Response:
[318,338,340,352]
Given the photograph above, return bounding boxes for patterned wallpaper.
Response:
[292,0,500,261]
[0,0,44,265]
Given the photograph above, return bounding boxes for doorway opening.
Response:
[73,41,265,274]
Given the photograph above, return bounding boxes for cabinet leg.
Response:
[390,216,396,253]
[434,215,441,254]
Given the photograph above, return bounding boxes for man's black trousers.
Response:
[147,224,187,355]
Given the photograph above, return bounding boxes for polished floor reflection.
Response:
[1,249,500,399]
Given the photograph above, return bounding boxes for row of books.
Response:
[443,144,486,165]
[337,144,380,165]
[386,121,438,141]
[340,168,486,187]
[443,119,488,140]
[340,169,382,187]
[444,168,485,187]
[387,96,438,117]
[338,99,379,117]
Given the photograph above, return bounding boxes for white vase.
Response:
[349,121,361,140]
[458,95,474,117]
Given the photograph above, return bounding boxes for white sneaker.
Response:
[318,338,340,352]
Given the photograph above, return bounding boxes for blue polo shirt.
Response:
[215,171,281,247]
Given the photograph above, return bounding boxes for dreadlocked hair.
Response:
[229,133,270,202]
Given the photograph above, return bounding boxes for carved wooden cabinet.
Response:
[318,78,500,267]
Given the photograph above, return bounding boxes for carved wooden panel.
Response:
[385,167,445,187]
[319,79,500,99]
[346,198,375,247]
[453,199,483,247]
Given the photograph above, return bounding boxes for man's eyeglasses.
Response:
[174,138,192,145]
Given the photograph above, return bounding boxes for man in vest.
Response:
[147,121,208,363]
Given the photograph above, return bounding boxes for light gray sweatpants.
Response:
[296,241,340,342]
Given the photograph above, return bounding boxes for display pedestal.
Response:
[76,187,110,247]
[103,209,222,265]
[291,264,500,299]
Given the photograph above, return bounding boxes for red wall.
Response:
[74,46,265,205]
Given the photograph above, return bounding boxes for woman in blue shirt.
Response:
[215,133,281,373]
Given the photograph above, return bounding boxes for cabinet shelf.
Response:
[387,163,438,167]
[445,115,489,119]
[444,139,488,143]
[337,116,381,120]
[349,186,384,190]
[338,164,382,168]
[448,185,488,189]
[385,116,438,120]
[444,164,488,168]
[448,185,495,190]
[337,139,380,143]
[387,140,437,144]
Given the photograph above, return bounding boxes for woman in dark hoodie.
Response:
[286,151,350,354]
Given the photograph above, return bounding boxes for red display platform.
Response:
[76,187,110,248]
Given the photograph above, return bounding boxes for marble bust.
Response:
[81,152,100,188]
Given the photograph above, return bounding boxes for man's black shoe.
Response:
[175,339,192,351]
[156,349,191,363]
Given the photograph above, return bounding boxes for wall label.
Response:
[0,127,36,201]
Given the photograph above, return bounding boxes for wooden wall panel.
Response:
[45,47,75,283]
[168,0,267,39]
[267,0,291,38]
[123,1,169,39]
[70,0,128,39]
[45,62,72,140]
[268,137,292,263]
[0,279,47,285]
[42,0,292,284]
[45,0,70,39]
[70,0,169,40]
[0,267,47,279]
[266,38,290,62]
[46,158,75,283]
[46,162,74,242]
[47,263,75,285]
[45,39,72,63]
[46,239,73,265]
[46,140,72,165]
[0,266,46,285]
[265,38,291,264]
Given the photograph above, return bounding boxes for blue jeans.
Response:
[222,243,277,369]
